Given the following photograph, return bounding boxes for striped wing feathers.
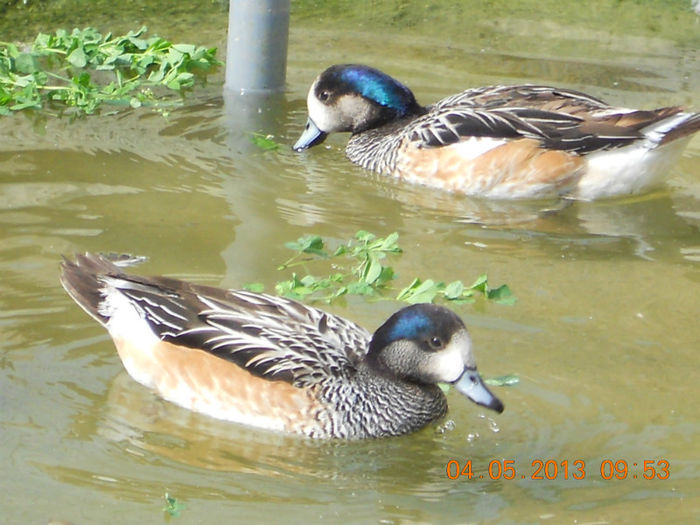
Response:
[410,84,685,153]
[110,277,371,387]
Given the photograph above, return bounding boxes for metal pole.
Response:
[225,0,290,93]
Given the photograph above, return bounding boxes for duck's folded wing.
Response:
[61,253,371,388]
[408,105,644,154]
[169,289,372,387]
[412,84,686,154]
[434,85,612,113]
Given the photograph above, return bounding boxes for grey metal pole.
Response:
[225,0,290,93]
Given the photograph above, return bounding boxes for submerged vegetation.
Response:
[0,26,220,115]
[246,231,516,306]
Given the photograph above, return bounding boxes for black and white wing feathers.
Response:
[120,282,371,387]
[406,84,682,154]
[62,253,371,389]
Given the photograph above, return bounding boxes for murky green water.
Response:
[1,1,699,523]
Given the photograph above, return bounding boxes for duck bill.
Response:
[452,367,504,414]
[293,118,328,151]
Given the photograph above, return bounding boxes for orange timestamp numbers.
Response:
[446,459,670,481]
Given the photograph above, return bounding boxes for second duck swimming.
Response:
[294,64,700,200]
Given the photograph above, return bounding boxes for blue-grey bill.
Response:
[293,118,328,151]
[453,368,504,413]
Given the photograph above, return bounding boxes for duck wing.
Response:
[60,253,371,388]
[409,84,687,154]
[172,289,371,386]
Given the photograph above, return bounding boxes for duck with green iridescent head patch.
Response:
[294,64,700,200]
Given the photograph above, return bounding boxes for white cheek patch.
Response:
[429,345,464,382]
[425,331,473,383]
[307,82,339,133]
[306,82,367,134]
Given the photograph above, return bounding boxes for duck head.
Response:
[293,64,423,151]
[367,303,504,414]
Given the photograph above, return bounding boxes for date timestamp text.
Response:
[446,459,670,481]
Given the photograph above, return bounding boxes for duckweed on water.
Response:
[246,231,516,306]
[0,26,221,115]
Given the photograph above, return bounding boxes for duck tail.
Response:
[59,253,146,326]
[646,110,700,147]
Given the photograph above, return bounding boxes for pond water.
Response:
[1,1,699,523]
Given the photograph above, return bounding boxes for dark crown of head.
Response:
[369,304,464,354]
[321,64,419,117]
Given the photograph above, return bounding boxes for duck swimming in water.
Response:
[60,253,504,439]
[294,64,700,200]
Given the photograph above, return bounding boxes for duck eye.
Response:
[319,90,330,102]
[428,336,443,349]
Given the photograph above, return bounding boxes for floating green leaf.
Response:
[362,254,383,284]
[441,374,519,393]
[487,284,517,305]
[163,493,185,518]
[243,282,265,293]
[67,47,87,68]
[396,278,441,304]
[15,53,40,74]
[282,234,327,259]
[250,132,281,151]
[444,280,464,300]
[484,374,520,387]
[469,274,489,293]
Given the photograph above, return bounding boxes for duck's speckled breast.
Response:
[311,365,449,439]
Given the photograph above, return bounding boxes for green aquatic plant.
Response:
[163,492,185,518]
[438,372,520,394]
[0,26,221,115]
[396,273,515,305]
[246,231,516,305]
[484,374,520,387]
[249,132,281,151]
